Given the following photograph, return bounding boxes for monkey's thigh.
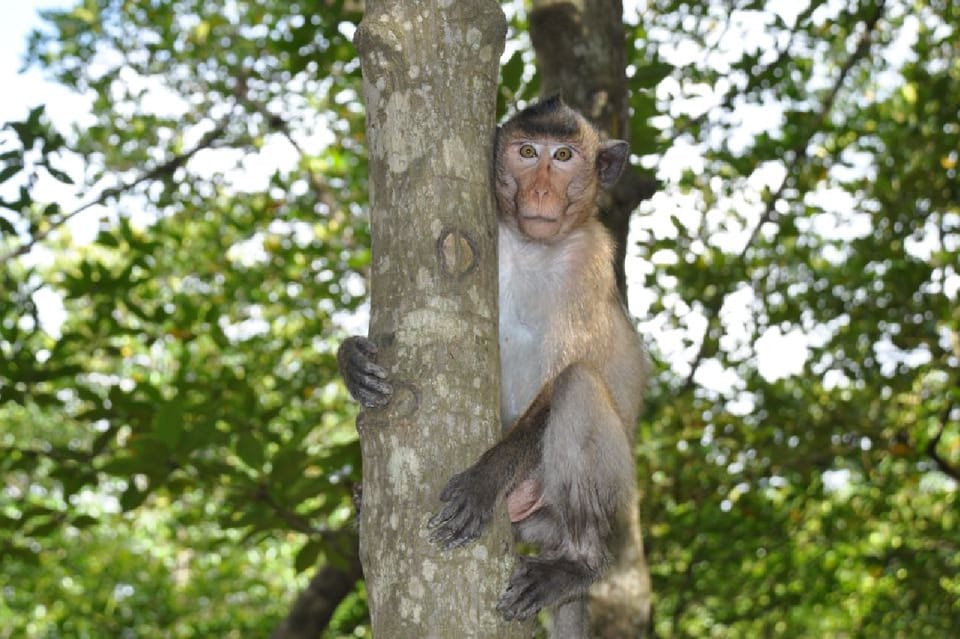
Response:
[539,363,634,564]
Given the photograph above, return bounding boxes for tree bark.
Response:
[530,2,654,637]
[352,3,525,638]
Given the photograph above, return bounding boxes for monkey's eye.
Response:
[518,144,537,159]
[554,147,573,161]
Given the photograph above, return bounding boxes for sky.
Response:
[0,1,84,126]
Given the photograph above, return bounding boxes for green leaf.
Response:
[153,402,184,449]
[270,446,307,484]
[95,230,120,247]
[27,516,63,538]
[44,163,74,184]
[99,455,147,476]
[500,50,524,92]
[42,202,61,218]
[235,432,265,469]
[26,105,44,129]
[70,514,100,529]
[347,247,371,270]
[0,216,16,235]
[0,162,22,184]
[120,483,149,511]
[4,546,39,566]
[633,59,673,89]
[295,539,322,573]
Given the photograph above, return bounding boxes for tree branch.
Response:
[254,483,330,537]
[0,117,229,267]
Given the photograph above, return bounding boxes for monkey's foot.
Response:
[426,469,494,550]
[496,557,593,621]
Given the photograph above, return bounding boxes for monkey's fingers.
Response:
[433,528,480,551]
[344,351,389,385]
[350,354,389,385]
[339,336,393,406]
[426,502,460,530]
[342,360,393,406]
[496,576,542,621]
[354,385,393,408]
[426,505,467,543]
[351,336,379,357]
[427,504,482,549]
[346,371,393,407]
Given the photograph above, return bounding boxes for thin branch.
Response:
[254,483,344,542]
[0,117,230,267]
[681,2,886,391]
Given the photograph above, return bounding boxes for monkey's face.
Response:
[500,137,598,241]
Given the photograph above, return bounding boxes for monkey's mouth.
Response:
[518,214,562,239]
[519,214,560,224]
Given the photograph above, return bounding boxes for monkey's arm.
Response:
[337,336,393,408]
[427,385,552,549]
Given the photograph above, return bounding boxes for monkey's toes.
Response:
[496,573,544,621]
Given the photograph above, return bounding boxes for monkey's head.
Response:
[495,96,629,242]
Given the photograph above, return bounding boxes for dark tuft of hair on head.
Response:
[519,94,565,119]
[511,94,580,138]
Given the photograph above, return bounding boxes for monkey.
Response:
[338,96,646,637]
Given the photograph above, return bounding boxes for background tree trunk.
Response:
[530,0,658,302]
[352,3,527,637]
[270,533,363,639]
[530,1,655,637]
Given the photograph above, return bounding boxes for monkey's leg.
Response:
[497,363,634,621]
[552,597,588,639]
[427,386,552,549]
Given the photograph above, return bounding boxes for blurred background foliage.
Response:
[1,0,957,637]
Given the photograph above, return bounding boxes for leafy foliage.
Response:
[1,0,957,637]
[631,1,960,635]
[2,1,369,635]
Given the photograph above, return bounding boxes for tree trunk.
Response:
[530,2,654,637]
[352,3,525,638]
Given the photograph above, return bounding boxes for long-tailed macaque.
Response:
[338,96,646,636]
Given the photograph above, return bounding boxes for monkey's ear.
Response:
[596,140,629,189]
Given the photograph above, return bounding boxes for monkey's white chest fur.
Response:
[498,223,582,426]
